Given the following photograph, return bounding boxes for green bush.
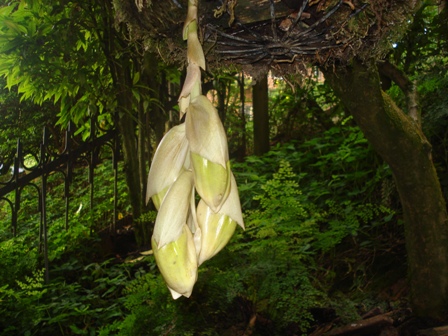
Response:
[0,120,396,335]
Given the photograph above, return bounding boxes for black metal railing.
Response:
[0,120,119,282]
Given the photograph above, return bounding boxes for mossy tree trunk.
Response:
[323,59,448,321]
[252,75,270,156]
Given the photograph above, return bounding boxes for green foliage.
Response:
[420,64,448,137]
[0,258,135,336]
[246,161,308,252]
[238,156,390,330]
[237,161,319,332]
[0,77,58,160]
[0,85,397,335]
[0,1,112,127]
[113,270,178,335]
[268,73,339,142]
[233,119,391,210]
[0,236,39,287]
[221,121,394,333]
[0,164,131,335]
[0,269,46,334]
[0,0,429,333]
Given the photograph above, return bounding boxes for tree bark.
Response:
[143,53,166,144]
[252,75,270,155]
[216,78,227,124]
[322,59,448,321]
[378,60,420,125]
[238,73,247,160]
[102,27,144,223]
[100,1,152,245]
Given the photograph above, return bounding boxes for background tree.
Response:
[0,0,181,244]
[322,3,448,319]
[252,74,270,155]
[323,58,448,320]
[0,77,59,164]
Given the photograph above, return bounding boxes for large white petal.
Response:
[153,170,194,248]
[190,152,231,212]
[186,95,229,167]
[196,199,236,265]
[146,123,189,207]
[219,173,245,229]
[152,224,198,299]
[196,173,245,265]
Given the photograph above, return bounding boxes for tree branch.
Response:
[377,60,421,127]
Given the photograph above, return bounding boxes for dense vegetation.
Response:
[0,75,410,334]
[0,0,447,335]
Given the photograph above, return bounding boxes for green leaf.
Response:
[133,71,140,85]
[3,20,27,35]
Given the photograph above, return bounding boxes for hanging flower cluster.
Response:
[146,0,244,300]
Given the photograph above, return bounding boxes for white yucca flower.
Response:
[151,170,198,299]
[186,95,231,212]
[152,170,193,248]
[148,0,244,300]
[152,224,198,299]
[146,123,189,210]
[196,174,244,265]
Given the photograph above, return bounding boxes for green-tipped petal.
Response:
[190,152,231,212]
[152,224,198,299]
[151,186,169,211]
[219,173,245,230]
[196,200,236,265]
[187,187,202,257]
[186,94,231,211]
[186,95,229,166]
[146,123,189,207]
[196,173,244,265]
[153,170,193,248]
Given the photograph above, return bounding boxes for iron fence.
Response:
[0,120,119,282]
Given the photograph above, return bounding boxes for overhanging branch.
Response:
[377,60,421,127]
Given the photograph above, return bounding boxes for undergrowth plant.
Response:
[47,129,393,335]
[0,119,396,335]
[230,159,389,333]
[0,158,132,335]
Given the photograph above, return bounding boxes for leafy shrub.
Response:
[0,119,396,335]
[222,130,394,334]
[0,236,39,287]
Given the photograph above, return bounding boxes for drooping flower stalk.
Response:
[146,0,244,299]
